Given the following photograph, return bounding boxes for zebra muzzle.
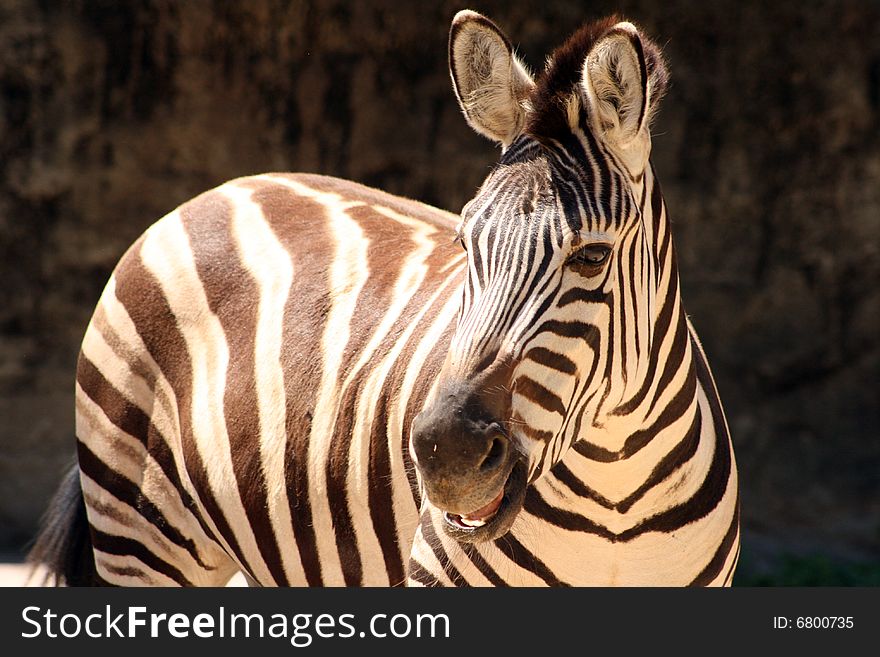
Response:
[438,458,528,543]
[446,488,505,528]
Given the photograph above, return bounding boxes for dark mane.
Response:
[526,16,622,141]
[525,15,668,141]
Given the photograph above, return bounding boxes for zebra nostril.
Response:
[479,436,507,472]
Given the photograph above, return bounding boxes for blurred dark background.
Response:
[0,0,877,584]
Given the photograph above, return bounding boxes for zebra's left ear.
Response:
[581,22,668,170]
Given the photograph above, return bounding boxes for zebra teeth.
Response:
[443,511,493,530]
[461,489,504,523]
[445,489,505,530]
[458,517,487,528]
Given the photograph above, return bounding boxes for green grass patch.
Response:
[734,554,880,586]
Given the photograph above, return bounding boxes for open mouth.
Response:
[445,488,505,529]
[440,459,527,542]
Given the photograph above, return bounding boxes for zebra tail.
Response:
[27,460,99,586]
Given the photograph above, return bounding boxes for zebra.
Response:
[30,10,739,587]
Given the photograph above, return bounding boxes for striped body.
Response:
[76,170,737,587]
[77,174,460,586]
[59,12,740,587]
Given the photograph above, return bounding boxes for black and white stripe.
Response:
[31,11,738,587]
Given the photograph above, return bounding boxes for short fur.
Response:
[526,16,668,142]
[449,10,534,145]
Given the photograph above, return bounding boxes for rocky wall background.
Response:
[0,0,877,583]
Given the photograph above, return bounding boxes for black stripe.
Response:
[557,285,608,307]
[368,395,405,586]
[182,195,289,586]
[611,267,678,415]
[587,284,615,422]
[626,225,641,362]
[556,310,605,445]
[723,543,741,587]
[91,528,194,586]
[421,516,467,586]
[581,121,614,220]
[77,335,222,550]
[523,487,617,539]
[283,423,322,586]
[487,223,557,349]
[494,533,569,586]
[536,319,599,341]
[616,238,629,384]
[113,243,252,577]
[549,140,597,222]
[614,362,731,539]
[615,407,702,513]
[77,441,211,570]
[325,390,364,586]
[558,122,599,222]
[554,410,702,516]
[469,200,491,289]
[76,354,211,537]
[101,563,146,581]
[630,30,649,131]
[550,462,617,510]
[650,166,664,289]
[575,362,696,462]
[407,559,443,587]
[689,496,740,586]
[531,341,733,543]
[461,544,509,587]
[554,163,583,232]
[498,249,561,348]
[77,357,148,448]
[523,346,577,375]
[643,309,690,420]
[516,376,567,417]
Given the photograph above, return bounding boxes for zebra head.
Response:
[411,11,669,542]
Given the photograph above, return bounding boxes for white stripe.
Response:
[94,276,240,563]
[263,176,369,585]
[140,211,273,584]
[223,182,307,584]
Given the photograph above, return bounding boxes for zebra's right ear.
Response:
[449,10,534,147]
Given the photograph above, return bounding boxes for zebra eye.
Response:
[566,244,611,275]
[453,231,467,252]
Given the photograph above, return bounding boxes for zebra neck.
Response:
[560,305,701,499]
[605,163,677,410]
[551,328,714,516]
